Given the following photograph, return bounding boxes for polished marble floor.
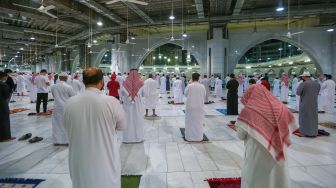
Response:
[1,90,336,188]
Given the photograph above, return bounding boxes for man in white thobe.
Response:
[273,77,280,97]
[200,75,210,103]
[320,74,335,113]
[160,74,167,94]
[121,69,145,143]
[295,78,303,111]
[210,75,215,91]
[215,77,223,98]
[51,72,75,145]
[184,73,206,141]
[173,77,184,104]
[16,73,26,96]
[63,67,127,188]
[144,74,159,116]
[71,75,85,95]
[291,75,299,96]
[280,74,289,103]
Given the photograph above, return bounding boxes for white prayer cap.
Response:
[299,71,311,77]
[59,72,68,77]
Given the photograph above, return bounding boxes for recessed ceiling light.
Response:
[20,48,24,50]
[131,37,135,40]
[30,37,35,40]
[97,21,103,26]
[288,44,291,47]
[327,28,334,32]
[93,40,97,43]
[169,15,175,20]
[276,7,284,12]
[182,33,187,37]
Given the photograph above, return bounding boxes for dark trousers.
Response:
[36,93,48,113]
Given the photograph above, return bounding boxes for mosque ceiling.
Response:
[0,0,335,63]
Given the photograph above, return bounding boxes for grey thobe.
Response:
[200,78,210,102]
[296,79,320,136]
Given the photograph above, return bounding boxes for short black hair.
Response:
[0,71,7,78]
[192,73,200,81]
[204,75,207,78]
[326,74,332,79]
[148,74,153,78]
[4,69,12,73]
[83,67,103,86]
[40,69,47,73]
[230,73,235,78]
[249,79,256,84]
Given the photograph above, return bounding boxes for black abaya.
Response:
[0,81,11,141]
[226,79,239,115]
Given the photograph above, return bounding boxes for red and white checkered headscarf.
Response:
[238,84,297,161]
[123,69,144,102]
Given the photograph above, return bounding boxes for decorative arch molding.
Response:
[231,34,323,74]
[134,41,202,69]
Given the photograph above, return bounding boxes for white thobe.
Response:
[121,87,145,143]
[29,79,37,102]
[63,88,127,188]
[143,78,159,109]
[215,78,223,98]
[238,83,244,97]
[200,78,210,102]
[280,82,288,102]
[295,80,303,111]
[320,79,336,113]
[210,77,215,88]
[184,82,206,141]
[291,77,298,96]
[16,75,26,94]
[273,79,280,97]
[103,75,109,94]
[160,76,167,94]
[236,121,290,188]
[71,79,85,95]
[173,79,184,103]
[243,78,249,92]
[51,81,75,144]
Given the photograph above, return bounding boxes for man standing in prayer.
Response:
[0,71,15,142]
[226,74,239,115]
[34,69,50,114]
[238,74,244,97]
[16,72,26,96]
[200,75,210,103]
[210,75,215,91]
[107,74,120,100]
[144,73,159,117]
[28,73,37,103]
[184,73,206,141]
[166,74,171,92]
[291,75,298,96]
[4,69,15,102]
[121,69,145,143]
[63,67,126,188]
[273,77,280,97]
[215,76,223,98]
[51,72,75,145]
[160,74,166,94]
[295,77,303,111]
[296,71,320,137]
[71,74,84,95]
[320,74,335,113]
[173,76,184,104]
[280,73,289,103]
[236,84,296,188]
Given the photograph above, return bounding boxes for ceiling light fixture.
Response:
[182,33,187,37]
[93,40,97,43]
[97,21,103,26]
[327,28,334,32]
[131,37,135,40]
[169,15,175,20]
[30,37,35,40]
[276,7,284,12]
[20,48,24,50]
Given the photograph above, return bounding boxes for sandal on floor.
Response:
[18,133,32,141]
[27,112,37,116]
[28,137,43,143]
[318,129,330,136]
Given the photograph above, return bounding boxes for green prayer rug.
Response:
[121,175,142,188]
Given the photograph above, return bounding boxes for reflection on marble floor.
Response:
[1,91,336,188]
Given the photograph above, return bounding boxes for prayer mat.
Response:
[27,109,53,116]
[179,128,209,142]
[227,124,237,131]
[292,129,322,137]
[121,175,141,188]
[216,109,227,115]
[319,122,336,129]
[10,108,29,114]
[0,178,45,188]
[206,177,241,188]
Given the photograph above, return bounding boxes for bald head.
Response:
[83,67,104,87]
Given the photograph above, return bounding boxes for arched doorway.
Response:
[138,43,200,77]
[233,39,321,81]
